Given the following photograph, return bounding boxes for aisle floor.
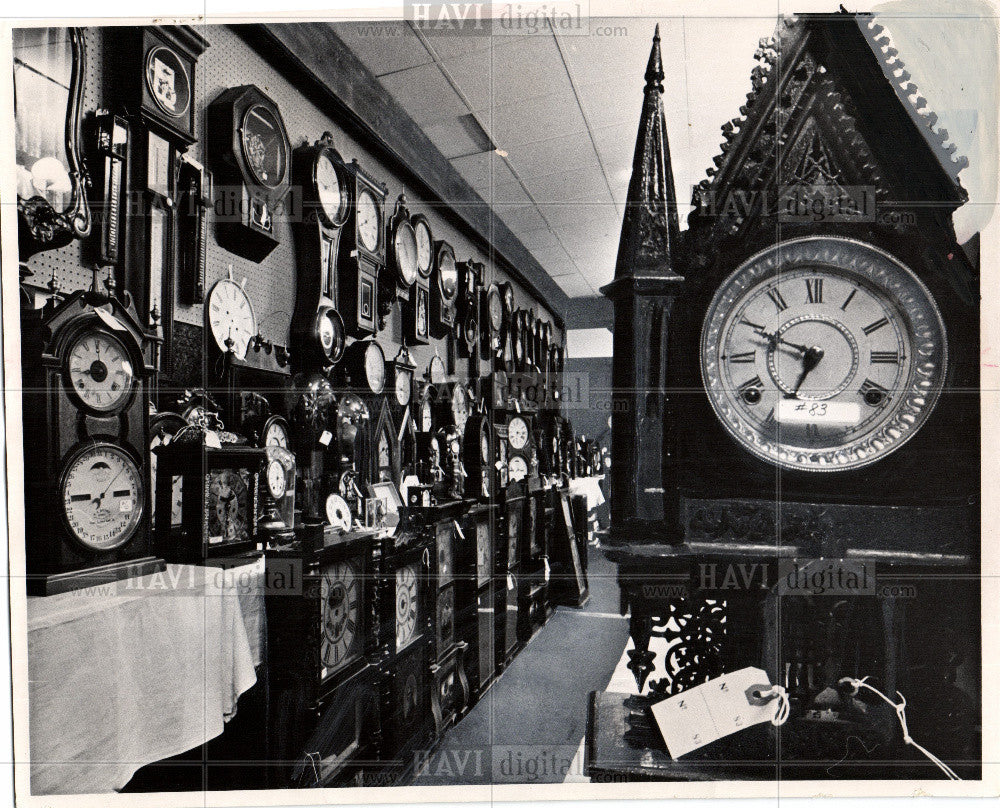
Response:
[414,545,629,786]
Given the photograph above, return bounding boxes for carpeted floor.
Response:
[413,544,629,786]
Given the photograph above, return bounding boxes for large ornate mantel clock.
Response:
[208,84,291,262]
[594,17,980,778]
[290,132,350,371]
[21,287,161,594]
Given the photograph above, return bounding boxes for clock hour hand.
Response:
[757,329,810,355]
[786,345,824,398]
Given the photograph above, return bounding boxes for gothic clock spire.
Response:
[610,23,682,282]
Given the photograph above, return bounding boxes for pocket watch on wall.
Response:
[699,237,947,472]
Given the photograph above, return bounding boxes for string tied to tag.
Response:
[839,676,961,781]
[745,684,790,726]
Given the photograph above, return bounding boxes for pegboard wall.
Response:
[21,22,563,385]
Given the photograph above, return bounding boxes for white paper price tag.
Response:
[318,430,333,447]
[204,430,222,449]
[543,557,550,582]
[650,667,779,759]
[507,574,514,591]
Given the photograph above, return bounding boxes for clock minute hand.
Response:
[758,329,810,355]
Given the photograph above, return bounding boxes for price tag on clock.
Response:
[318,430,333,447]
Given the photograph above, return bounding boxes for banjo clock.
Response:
[381,195,419,330]
[403,213,435,344]
[207,84,291,262]
[429,240,459,339]
[336,159,387,338]
[290,132,351,371]
[21,290,162,594]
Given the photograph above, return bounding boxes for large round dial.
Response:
[61,443,143,552]
[396,563,420,651]
[315,152,347,226]
[414,216,434,278]
[508,455,528,482]
[363,340,386,394]
[487,284,504,331]
[320,558,361,675]
[393,219,419,287]
[262,415,290,449]
[65,329,136,414]
[241,104,287,188]
[206,278,257,360]
[508,416,530,451]
[266,459,286,499]
[356,188,381,252]
[700,237,947,472]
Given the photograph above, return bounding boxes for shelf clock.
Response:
[429,241,459,339]
[258,444,296,542]
[290,132,351,371]
[208,84,291,262]
[381,195,419,330]
[455,260,481,358]
[403,213,434,345]
[153,433,264,563]
[336,159,387,337]
[21,291,161,595]
[329,393,370,520]
[370,399,401,487]
[463,414,495,501]
[388,346,417,421]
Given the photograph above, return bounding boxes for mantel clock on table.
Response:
[592,18,980,780]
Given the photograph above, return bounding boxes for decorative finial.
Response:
[645,23,665,90]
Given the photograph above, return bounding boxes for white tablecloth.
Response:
[569,474,606,510]
[27,560,264,795]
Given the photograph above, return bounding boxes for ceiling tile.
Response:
[489,37,571,107]
[516,226,561,252]
[526,167,612,204]
[555,273,596,297]
[476,91,587,148]
[495,202,548,234]
[540,202,621,235]
[503,132,598,182]
[331,21,434,76]
[378,63,468,124]
[423,118,487,160]
[438,48,495,111]
[450,151,502,189]
[419,29,494,61]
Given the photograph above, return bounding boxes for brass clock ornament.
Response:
[700,238,947,473]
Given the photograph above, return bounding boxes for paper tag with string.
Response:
[650,667,788,759]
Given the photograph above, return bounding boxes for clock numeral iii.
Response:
[870,350,899,364]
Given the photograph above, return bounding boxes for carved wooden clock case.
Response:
[21,290,162,594]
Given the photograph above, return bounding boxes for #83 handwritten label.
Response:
[650,667,777,758]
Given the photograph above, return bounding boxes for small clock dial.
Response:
[207,468,251,545]
[315,152,346,225]
[364,341,386,394]
[325,493,351,531]
[488,285,504,331]
[356,188,381,252]
[66,330,135,414]
[378,426,393,482]
[508,455,528,482]
[701,238,947,472]
[320,558,361,676]
[414,218,433,278]
[395,370,412,407]
[420,398,433,432]
[396,562,420,651]
[437,247,458,301]
[262,417,290,449]
[508,416,529,451]
[394,220,419,287]
[428,355,447,385]
[206,279,257,360]
[61,443,143,552]
[241,104,287,188]
[266,459,286,498]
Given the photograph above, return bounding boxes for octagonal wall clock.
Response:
[208,84,291,262]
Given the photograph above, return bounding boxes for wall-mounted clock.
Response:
[336,159,387,337]
[258,444,296,542]
[340,339,386,395]
[205,271,257,363]
[208,84,291,261]
[436,426,464,500]
[389,346,417,413]
[433,382,470,437]
[481,283,504,361]
[396,561,423,652]
[507,414,533,482]
[403,213,434,345]
[381,195,418,329]
[456,260,481,358]
[332,392,369,489]
[371,400,401,486]
[430,241,459,339]
[463,414,494,501]
[426,353,448,386]
[290,132,351,370]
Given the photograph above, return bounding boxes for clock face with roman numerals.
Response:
[700,238,947,472]
[320,558,362,679]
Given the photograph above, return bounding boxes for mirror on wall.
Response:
[14,26,90,261]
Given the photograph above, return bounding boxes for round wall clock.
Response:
[356,188,382,253]
[508,454,528,483]
[341,339,386,394]
[436,243,458,303]
[315,151,349,227]
[205,276,257,360]
[261,414,291,449]
[700,237,947,473]
[392,217,419,288]
[316,307,346,365]
[508,416,530,451]
[64,327,137,415]
[145,45,191,119]
[413,214,434,279]
[61,442,144,552]
[241,103,288,189]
